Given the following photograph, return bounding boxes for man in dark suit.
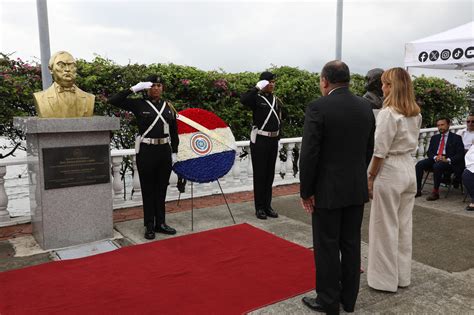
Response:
[415,117,465,200]
[300,61,375,314]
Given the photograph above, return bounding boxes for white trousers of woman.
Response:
[368,153,416,292]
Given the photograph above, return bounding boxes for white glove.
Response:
[255,80,269,90]
[172,153,177,164]
[130,81,153,93]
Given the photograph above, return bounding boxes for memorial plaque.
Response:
[43,145,110,190]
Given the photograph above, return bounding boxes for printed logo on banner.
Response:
[429,50,439,61]
[418,52,428,62]
[440,49,451,60]
[190,132,213,156]
[453,48,464,60]
[466,47,474,59]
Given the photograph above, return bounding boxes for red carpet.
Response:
[0,223,315,314]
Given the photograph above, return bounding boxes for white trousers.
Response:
[368,154,416,292]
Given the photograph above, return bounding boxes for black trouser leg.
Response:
[264,138,278,209]
[462,169,474,203]
[312,205,363,311]
[312,207,342,310]
[251,136,279,210]
[415,158,433,190]
[453,162,465,185]
[339,205,364,311]
[250,140,265,210]
[136,144,171,227]
[154,149,172,226]
[432,161,453,190]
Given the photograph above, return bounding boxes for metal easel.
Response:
[177,180,236,231]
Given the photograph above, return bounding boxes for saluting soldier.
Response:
[108,75,179,239]
[240,71,282,220]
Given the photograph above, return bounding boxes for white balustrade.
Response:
[232,150,241,185]
[0,165,9,222]
[0,126,466,225]
[111,155,124,204]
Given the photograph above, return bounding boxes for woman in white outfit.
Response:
[367,68,422,292]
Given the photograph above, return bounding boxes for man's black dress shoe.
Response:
[465,205,474,211]
[144,224,155,240]
[155,223,177,235]
[264,207,279,218]
[255,209,267,220]
[302,297,339,314]
[426,192,439,201]
[415,191,422,198]
[340,301,354,313]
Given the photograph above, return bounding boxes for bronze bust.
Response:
[33,51,94,118]
[363,68,384,109]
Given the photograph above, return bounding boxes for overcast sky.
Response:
[1,0,473,85]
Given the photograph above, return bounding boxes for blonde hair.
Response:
[381,67,420,117]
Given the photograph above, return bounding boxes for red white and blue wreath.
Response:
[173,108,236,183]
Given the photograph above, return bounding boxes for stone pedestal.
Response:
[14,116,120,250]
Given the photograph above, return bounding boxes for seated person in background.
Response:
[415,117,465,201]
[462,145,474,211]
[456,113,474,152]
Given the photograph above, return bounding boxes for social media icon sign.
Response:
[429,50,439,61]
[440,49,451,60]
[465,47,474,59]
[453,48,463,60]
[418,51,428,62]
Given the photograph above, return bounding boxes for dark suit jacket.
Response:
[426,132,464,167]
[299,87,375,209]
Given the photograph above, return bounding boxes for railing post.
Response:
[232,150,241,185]
[111,156,124,204]
[0,166,11,222]
[286,143,295,178]
[246,145,253,185]
[417,132,427,160]
[168,170,179,199]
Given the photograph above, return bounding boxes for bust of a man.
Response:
[363,68,384,109]
[33,51,94,118]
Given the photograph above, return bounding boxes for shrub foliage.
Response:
[1,53,470,155]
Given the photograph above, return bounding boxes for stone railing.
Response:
[0,126,466,227]
[415,125,465,160]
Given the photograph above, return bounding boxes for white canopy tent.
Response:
[405,21,474,70]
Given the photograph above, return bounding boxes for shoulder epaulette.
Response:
[167,101,178,116]
[276,96,284,107]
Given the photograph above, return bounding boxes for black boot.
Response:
[264,207,279,218]
[255,209,267,220]
[155,223,177,235]
[144,223,155,240]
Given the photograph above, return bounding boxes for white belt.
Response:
[257,130,279,137]
[142,137,169,145]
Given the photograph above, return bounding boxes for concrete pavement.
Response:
[0,184,473,314]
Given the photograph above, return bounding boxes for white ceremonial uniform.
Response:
[367,107,422,292]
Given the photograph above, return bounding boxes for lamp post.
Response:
[335,0,343,60]
[36,0,52,89]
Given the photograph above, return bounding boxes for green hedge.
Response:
[0,53,470,152]
[413,75,470,127]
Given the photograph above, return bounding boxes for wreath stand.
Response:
[177,179,236,231]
